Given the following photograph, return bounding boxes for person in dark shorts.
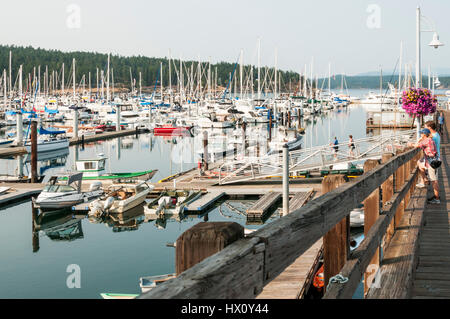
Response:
[348,135,355,156]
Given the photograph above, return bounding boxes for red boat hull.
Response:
[153,126,192,135]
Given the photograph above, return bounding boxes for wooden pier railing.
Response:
[139,147,422,299]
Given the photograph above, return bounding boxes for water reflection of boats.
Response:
[24,147,70,163]
[104,204,146,232]
[34,209,84,242]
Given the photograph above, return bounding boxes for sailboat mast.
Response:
[19,65,23,98]
[62,63,65,95]
[9,51,12,98]
[274,48,278,99]
[257,37,261,100]
[328,62,331,94]
[240,49,243,98]
[161,62,164,99]
[106,53,110,102]
[72,58,76,98]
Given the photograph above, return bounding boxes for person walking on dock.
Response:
[348,135,356,157]
[331,137,339,160]
[438,112,445,135]
[409,128,440,204]
[425,121,441,204]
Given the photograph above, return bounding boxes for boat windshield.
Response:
[58,185,76,192]
[136,184,149,194]
[43,185,59,192]
[43,185,76,193]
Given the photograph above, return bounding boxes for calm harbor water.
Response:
[0,89,413,298]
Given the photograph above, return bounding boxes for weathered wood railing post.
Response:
[403,146,414,207]
[176,222,244,275]
[381,152,394,251]
[363,159,380,295]
[394,148,406,229]
[322,175,349,292]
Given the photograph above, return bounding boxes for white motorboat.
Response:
[33,173,104,209]
[144,190,202,221]
[88,181,153,216]
[139,274,176,293]
[350,206,364,228]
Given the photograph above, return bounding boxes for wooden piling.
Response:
[32,205,39,253]
[269,110,272,142]
[175,222,244,275]
[363,159,380,295]
[203,131,208,171]
[30,121,38,183]
[322,175,349,292]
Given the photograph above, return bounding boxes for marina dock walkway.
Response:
[410,111,450,298]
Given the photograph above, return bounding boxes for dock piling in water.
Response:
[30,121,38,183]
[282,144,289,216]
[175,222,244,275]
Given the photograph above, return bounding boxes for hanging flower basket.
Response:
[402,87,437,116]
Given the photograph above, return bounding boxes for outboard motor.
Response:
[103,197,114,211]
[90,181,103,192]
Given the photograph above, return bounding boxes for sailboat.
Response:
[25,127,69,153]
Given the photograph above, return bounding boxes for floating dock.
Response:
[185,191,226,212]
[0,183,44,208]
[246,192,281,219]
[289,190,314,213]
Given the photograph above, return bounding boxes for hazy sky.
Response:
[1,0,449,75]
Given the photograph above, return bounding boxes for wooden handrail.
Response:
[323,167,418,298]
[139,147,421,299]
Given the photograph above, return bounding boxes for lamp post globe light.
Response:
[416,6,444,88]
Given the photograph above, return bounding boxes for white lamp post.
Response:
[415,6,444,88]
